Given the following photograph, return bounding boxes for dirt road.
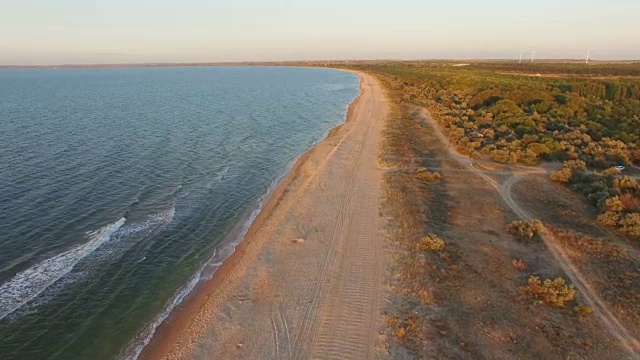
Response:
[151,71,389,360]
[416,107,640,358]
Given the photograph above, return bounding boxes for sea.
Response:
[0,66,360,359]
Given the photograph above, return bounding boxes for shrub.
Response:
[619,213,640,237]
[418,234,446,252]
[415,168,441,182]
[550,168,572,183]
[387,314,423,347]
[596,211,621,226]
[507,220,544,241]
[620,193,640,211]
[511,259,526,271]
[604,196,625,212]
[490,149,518,164]
[602,167,622,176]
[574,305,594,315]
[525,276,576,307]
[563,159,587,171]
[613,176,639,192]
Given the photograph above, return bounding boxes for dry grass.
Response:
[551,229,627,260]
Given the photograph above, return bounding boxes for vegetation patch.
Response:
[506,219,544,241]
[415,168,441,182]
[511,258,527,271]
[524,276,576,307]
[551,160,640,239]
[385,314,425,349]
[574,305,594,316]
[417,234,446,252]
[341,62,640,167]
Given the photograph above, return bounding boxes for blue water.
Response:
[0,66,359,359]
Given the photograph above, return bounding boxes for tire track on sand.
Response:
[291,78,386,359]
[308,103,383,359]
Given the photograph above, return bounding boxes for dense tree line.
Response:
[469,61,640,77]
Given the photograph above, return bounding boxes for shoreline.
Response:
[136,69,366,360]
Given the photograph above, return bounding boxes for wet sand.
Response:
[139,70,390,360]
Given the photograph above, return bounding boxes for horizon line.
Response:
[2,58,640,69]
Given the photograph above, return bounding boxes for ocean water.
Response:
[0,66,360,359]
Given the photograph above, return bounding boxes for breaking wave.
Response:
[0,218,126,321]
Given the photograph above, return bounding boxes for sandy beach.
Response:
[139,70,390,360]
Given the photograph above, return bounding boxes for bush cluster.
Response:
[417,234,446,252]
[506,220,544,241]
[525,276,576,307]
[415,168,441,182]
[552,163,640,238]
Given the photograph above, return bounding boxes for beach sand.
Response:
[139,71,390,360]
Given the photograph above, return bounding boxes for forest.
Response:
[332,61,640,238]
[341,61,640,168]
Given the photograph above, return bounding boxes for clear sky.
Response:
[1,0,639,65]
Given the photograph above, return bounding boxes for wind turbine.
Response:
[519,47,524,64]
[585,46,592,64]
[530,50,536,63]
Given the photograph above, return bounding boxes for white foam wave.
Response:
[118,207,175,237]
[90,207,175,264]
[0,217,126,321]
[4,208,176,320]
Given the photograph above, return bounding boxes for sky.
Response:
[1,0,639,65]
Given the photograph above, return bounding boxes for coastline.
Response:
[136,69,367,360]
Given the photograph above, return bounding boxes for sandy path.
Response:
[147,71,389,360]
[501,177,640,357]
[417,107,640,358]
